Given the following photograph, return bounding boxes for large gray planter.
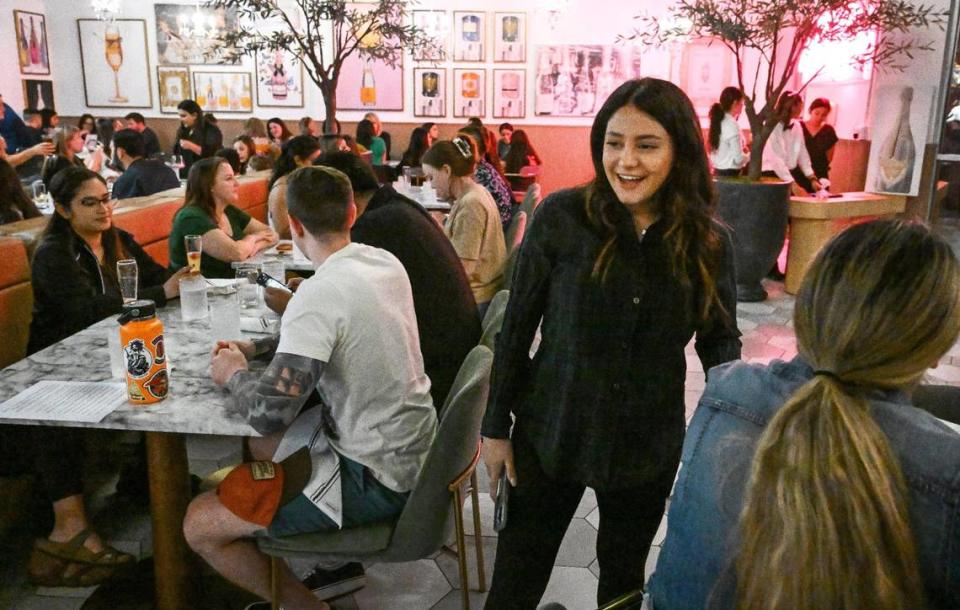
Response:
[714,179,791,302]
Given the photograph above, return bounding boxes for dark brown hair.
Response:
[421,137,477,177]
[286,166,353,236]
[503,129,540,173]
[708,86,744,151]
[0,159,39,224]
[587,78,724,322]
[184,156,230,220]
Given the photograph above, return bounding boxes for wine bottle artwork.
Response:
[18,18,29,68]
[29,18,40,66]
[270,51,289,101]
[360,61,377,107]
[104,24,128,103]
[874,87,917,194]
[499,15,522,62]
[458,14,482,61]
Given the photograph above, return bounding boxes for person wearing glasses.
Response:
[6,166,190,589]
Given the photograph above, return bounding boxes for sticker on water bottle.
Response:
[144,369,169,399]
[152,335,166,364]
[124,339,153,379]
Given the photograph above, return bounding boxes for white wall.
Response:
[0,0,51,115]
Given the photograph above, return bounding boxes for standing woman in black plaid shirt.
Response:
[481,78,742,609]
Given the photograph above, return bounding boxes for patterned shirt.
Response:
[475,160,515,231]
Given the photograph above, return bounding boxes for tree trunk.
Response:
[321,80,338,134]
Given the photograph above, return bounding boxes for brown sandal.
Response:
[28,528,134,587]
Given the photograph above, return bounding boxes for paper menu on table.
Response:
[0,381,126,423]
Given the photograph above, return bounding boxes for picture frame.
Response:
[255,48,305,108]
[191,71,253,113]
[14,10,50,75]
[77,19,153,109]
[413,67,446,118]
[865,85,933,197]
[337,52,404,111]
[493,12,525,63]
[453,68,486,118]
[453,11,485,62]
[412,10,447,61]
[22,79,54,111]
[534,45,641,117]
[157,66,191,114]
[680,38,734,118]
[154,3,239,65]
[493,69,525,119]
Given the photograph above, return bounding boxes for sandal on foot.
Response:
[28,528,134,587]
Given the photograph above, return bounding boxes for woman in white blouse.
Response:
[708,87,749,176]
[762,91,822,196]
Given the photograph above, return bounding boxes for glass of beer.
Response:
[184,235,202,273]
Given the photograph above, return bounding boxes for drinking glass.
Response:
[179,275,209,321]
[116,259,138,304]
[209,294,241,341]
[236,264,261,309]
[104,23,128,103]
[184,235,202,273]
[261,260,285,290]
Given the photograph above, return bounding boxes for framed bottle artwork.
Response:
[453,68,486,118]
[453,11,485,62]
[191,71,253,113]
[493,69,525,119]
[77,19,153,108]
[22,80,54,112]
[14,10,50,75]
[493,12,525,63]
[413,10,447,61]
[157,66,191,114]
[414,68,446,118]
[255,48,305,108]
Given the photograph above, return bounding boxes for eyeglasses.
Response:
[77,194,117,208]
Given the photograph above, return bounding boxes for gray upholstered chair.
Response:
[480,290,510,350]
[257,345,494,610]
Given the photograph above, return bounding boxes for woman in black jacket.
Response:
[480,79,742,609]
[21,166,190,588]
[173,99,223,176]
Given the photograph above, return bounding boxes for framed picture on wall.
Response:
[154,3,239,65]
[680,38,734,118]
[453,11,485,62]
[493,69,525,119]
[414,67,446,118]
[493,12,525,63]
[77,19,153,108]
[192,71,253,113]
[453,68,485,118]
[157,66,191,114]
[337,53,404,111]
[413,10,447,61]
[14,10,50,75]
[22,80,54,111]
[255,49,305,108]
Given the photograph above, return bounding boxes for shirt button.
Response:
[632,297,640,304]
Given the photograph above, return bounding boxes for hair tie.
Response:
[452,137,472,159]
[813,369,844,383]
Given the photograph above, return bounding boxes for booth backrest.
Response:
[113,198,183,267]
[0,238,33,368]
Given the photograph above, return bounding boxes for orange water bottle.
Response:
[117,300,169,405]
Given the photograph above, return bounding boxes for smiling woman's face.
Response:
[602,104,675,210]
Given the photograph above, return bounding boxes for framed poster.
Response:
[337,53,403,111]
[493,69,525,119]
[534,45,642,117]
[680,38,734,118]
[453,68,485,118]
[453,11,485,62]
[14,11,50,75]
[154,3,239,65]
[157,66,191,114]
[414,68,446,118]
[865,85,934,197]
[493,12,525,63]
[77,19,153,109]
[413,10,447,61]
[255,49,305,108]
[192,71,253,113]
[22,79,54,111]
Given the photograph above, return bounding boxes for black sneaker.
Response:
[302,562,366,600]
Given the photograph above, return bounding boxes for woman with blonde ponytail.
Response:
[648,219,960,610]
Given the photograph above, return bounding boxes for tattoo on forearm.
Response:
[227,352,325,435]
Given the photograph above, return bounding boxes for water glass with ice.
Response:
[236,264,261,309]
[116,259,138,303]
[180,274,209,321]
[209,294,242,341]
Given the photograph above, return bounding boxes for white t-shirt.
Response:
[761,121,815,182]
[276,242,437,496]
[709,113,748,171]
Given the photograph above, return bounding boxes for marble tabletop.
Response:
[0,294,270,436]
[232,241,314,272]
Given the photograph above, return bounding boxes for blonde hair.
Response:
[735,220,960,610]
[53,125,81,157]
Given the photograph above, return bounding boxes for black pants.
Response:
[484,430,676,609]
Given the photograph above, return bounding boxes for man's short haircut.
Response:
[113,129,146,158]
[499,122,513,133]
[124,112,146,124]
[23,108,39,121]
[317,151,379,194]
[286,166,353,237]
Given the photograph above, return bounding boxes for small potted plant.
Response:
[622,0,945,300]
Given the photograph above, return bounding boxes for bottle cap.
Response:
[117,299,157,324]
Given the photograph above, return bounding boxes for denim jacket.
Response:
[648,356,960,609]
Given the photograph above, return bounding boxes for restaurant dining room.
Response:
[2,0,960,609]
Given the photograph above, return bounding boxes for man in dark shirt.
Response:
[266,152,481,409]
[21,109,43,146]
[124,112,161,158]
[0,94,30,154]
[112,129,180,200]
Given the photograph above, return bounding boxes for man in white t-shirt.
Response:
[182,166,437,610]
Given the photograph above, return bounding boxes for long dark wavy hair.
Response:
[587,78,724,321]
[400,127,429,168]
[270,135,320,190]
[184,156,229,220]
[708,86,743,151]
[0,158,39,223]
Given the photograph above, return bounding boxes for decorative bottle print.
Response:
[874,87,916,194]
[29,18,40,65]
[459,15,482,61]
[360,61,377,106]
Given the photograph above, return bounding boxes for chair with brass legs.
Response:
[257,345,494,610]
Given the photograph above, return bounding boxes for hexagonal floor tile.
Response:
[353,560,451,610]
[434,535,497,590]
[430,588,489,610]
[540,566,599,610]
[555,519,598,568]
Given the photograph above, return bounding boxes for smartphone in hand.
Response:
[493,469,511,532]
[256,271,291,293]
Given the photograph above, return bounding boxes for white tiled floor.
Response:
[4,216,960,609]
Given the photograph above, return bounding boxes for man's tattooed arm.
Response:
[251,334,281,359]
[226,352,325,435]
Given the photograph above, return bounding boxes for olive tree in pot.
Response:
[623,0,945,301]
[209,0,442,133]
